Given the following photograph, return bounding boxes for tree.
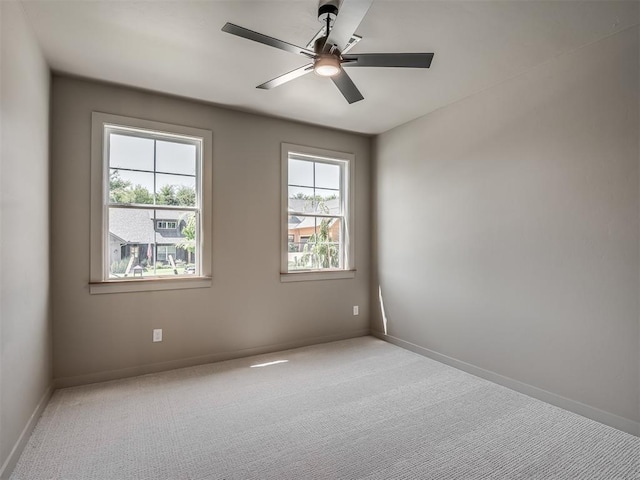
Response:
[110,170,130,189]
[290,192,337,201]
[109,170,155,204]
[157,185,178,205]
[110,173,195,207]
[176,185,196,206]
[301,219,339,269]
[131,184,153,204]
[109,170,133,203]
[176,212,196,263]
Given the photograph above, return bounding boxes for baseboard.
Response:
[54,329,371,389]
[0,385,53,480]
[372,330,640,437]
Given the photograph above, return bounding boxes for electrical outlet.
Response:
[353,305,359,316]
[153,329,163,342]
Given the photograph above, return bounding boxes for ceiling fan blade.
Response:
[342,53,434,68]
[257,64,314,90]
[331,70,364,104]
[325,0,373,53]
[222,23,315,58]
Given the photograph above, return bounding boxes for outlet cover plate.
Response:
[153,329,163,342]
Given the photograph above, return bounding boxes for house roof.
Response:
[288,198,341,231]
[287,198,341,215]
[109,208,188,245]
[288,216,338,232]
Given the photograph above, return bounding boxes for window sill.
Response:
[280,270,356,283]
[89,276,212,294]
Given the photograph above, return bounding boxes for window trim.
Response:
[90,112,213,294]
[280,143,355,282]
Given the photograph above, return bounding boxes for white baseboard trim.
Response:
[0,385,53,480]
[372,330,639,437]
[54,329,371,389]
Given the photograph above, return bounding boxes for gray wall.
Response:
[51,76,370,384]
[372,26,639,432]
[0,1,52,475]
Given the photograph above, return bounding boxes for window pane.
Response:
[109,169,154,205]
[288,186,316,213]
[154,209,198,275]
[109,133,154,171]
[108,207,155,278]
[315,217,342,269]
[287,215,316,270]
[108,207,198,278]
[156,174,196,206]
[315,189,341,215]
[287,216,342,270]
[288,158,313,187]
[315,162,340,190]
[156,140,196,176]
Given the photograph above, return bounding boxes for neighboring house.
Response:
[287,197,341,268]
[287,216,341,250]
[109,208,192,266]
[287,197,341,251]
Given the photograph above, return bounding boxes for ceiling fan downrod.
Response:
[317,2,339,53]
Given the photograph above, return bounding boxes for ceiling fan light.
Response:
[314,55,341,77]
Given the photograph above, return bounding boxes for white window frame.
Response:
[90,112,212,294]
[281,143,355,282]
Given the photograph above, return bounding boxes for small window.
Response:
[156,221,177,229]
[281,143,354,281]
[90,113,212,294]
[156,245,177,262]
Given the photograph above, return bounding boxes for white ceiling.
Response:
[21,0,639,135]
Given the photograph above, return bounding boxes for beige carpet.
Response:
[10,336,640,479]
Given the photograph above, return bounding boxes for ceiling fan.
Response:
[222,0,434,104]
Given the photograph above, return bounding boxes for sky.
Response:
[109,133,197,194]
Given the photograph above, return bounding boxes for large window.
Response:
[91,113,212,293]
[281,143,354,281]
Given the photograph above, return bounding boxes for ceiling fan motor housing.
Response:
[318,1,339,24]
